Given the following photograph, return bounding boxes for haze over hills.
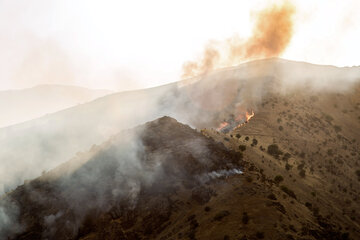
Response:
[2,81,360,239]
[0,58,359,194]
[0,84,112,128]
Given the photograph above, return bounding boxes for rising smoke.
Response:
[182,2,295,78]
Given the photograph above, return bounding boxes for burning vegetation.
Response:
[217,110,254,133]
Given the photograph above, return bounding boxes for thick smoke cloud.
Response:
[182,2,296,78]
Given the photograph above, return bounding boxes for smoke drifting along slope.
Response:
[182,2,295,78]
[0,117,243,239]
[0,59,359,197]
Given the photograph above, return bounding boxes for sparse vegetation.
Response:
[280,186,297,199]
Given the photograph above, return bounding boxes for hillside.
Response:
[0,84,111,128]
[1,58,359,195]
[2,97,359,239]
[202,83,360,239]
[1,116,244,239]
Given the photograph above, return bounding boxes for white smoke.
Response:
[198,168,243,182]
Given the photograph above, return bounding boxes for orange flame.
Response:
[217,110,254,132]
[245,110,255,122]
[216,121,229,131]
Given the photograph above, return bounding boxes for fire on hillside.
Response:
[217,110,254,133]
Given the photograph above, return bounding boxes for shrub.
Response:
[297,162,305,170]
[239,145,246,151]
[334,125,342,133]
[267,144,283,159]
[252,138,258,146]
[245,136,249,141]
[213,210,230,221]
[204,206,211,212]
[280,186,297,199]
[236,134,241,138]
[283,153,291,161]
[237,151,244,160]
[246,176,253,183]
[285,163,292,171]
[242,212,249,224]
[299,169,306,178]
[355,170,360,177]
[327,149,333,156]
[274,175,284,184]
[224,137,230,141]
[267,193,277,200]
[279,126,283,131]
[255,231,265,239]
[324,114,333,123]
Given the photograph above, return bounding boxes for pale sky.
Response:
[0,0,359,91]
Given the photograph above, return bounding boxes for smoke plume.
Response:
[182,2,296,78]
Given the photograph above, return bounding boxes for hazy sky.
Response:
[0,0,359,91]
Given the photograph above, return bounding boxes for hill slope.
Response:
[0,58,359,194]
[1,116,244,239]
[202,83,360,239]
[2,108,359,239]
[0,84,111,128]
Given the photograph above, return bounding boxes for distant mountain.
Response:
[0,58,359,194]
[0,84,112,128]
